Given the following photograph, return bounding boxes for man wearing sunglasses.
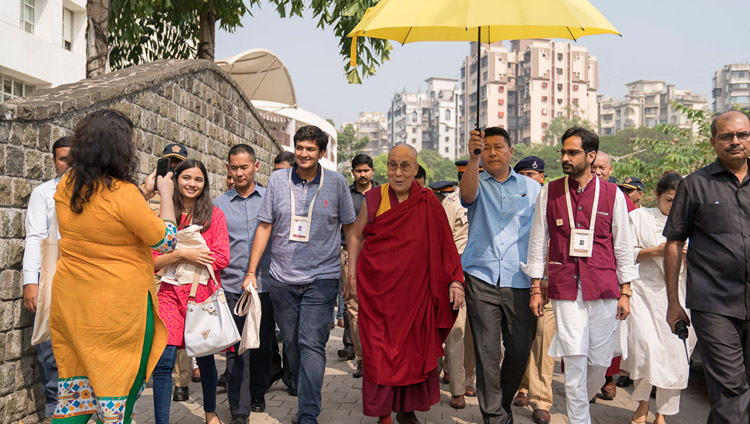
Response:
[524,126,637,424]
[663,110,750,424]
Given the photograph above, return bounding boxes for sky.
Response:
[215,1,750,128]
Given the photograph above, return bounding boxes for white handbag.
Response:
[184,265,241,357]
[233,287,262,355]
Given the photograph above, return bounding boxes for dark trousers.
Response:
[270,277,338,424]
[225,290,252,417]
[692,310,750,424]
[465,273,537,424]
[248,292,278,403]
[36,339,58,417]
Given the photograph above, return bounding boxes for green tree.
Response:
[419,149,458,183]
[107,0,391,83]
[337,125,369,176]
[542,105,595,145]
[614,103,715,191]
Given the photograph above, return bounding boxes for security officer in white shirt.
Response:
[22,136,71,418]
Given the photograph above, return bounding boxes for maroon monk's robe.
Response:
[357,181,463,416]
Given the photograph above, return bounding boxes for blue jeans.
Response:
[269,277,338,424]
[152,346,219,424]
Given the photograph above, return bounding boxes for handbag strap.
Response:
[188,263,220,299]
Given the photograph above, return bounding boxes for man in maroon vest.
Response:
[524,127,638,424]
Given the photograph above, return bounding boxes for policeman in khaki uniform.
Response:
[439,161,478,409]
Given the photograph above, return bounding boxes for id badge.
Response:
[289,216,311,242]
[569,229,594,257]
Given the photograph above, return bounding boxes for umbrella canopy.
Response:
[348,0,619,49]
[347,0,619,144]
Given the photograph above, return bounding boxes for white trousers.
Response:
[551,288,618,424]
[631,377,681,416]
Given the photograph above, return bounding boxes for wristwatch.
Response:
[620,287,633,298]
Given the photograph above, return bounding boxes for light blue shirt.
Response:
[213,185,271,294]
[461,168,541,288]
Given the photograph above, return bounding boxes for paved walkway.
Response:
[134,327,710,424]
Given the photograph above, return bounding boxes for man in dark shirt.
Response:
[663,110,750,424]
[340,154,377,377]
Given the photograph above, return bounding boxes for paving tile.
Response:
[134,327,710,423]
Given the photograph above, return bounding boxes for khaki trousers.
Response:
[518,301,556,410]
[340,248,362,358]
[173,349,191,387]
[444,306,476,396]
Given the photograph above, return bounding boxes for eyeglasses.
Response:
[386,162,415,172]
[558,149,585,158]
[716,132,750,143]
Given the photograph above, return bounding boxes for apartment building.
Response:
[458,39,599,149]
[598,80,708,136]
[713,63,750,113]
[341,112,389,158]
[387,77,460,160]
[0,0,87,101]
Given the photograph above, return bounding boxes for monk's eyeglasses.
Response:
[386,162,415,172]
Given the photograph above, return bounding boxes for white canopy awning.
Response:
[216,49,297,107]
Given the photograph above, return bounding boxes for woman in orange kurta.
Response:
[51,109,177,424]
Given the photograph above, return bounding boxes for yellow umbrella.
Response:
[348,0,620,150]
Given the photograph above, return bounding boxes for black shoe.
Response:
[230,414,248,424]
[217,372,227,388]
[172,386,189,402]
[287,385,297,396]
[251,399,266,413]
[337,345,355,360]
[291,414,298,424]
[352,361,363,378]
[503,405,513,424]
[615,375,633,387]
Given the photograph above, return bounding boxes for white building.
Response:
[458,40,599,148]
[341,112,389,158]
[713,63,750,113]
[597,80,708,136]
[0,0,87,101]
[387,77,460,160]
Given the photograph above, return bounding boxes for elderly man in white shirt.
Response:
[22,136,71,419]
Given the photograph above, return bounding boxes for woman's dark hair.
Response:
[67,109,137,213]
[173,159,213,233]
[655,171,682,196]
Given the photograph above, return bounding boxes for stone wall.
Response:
[0,59,280,423]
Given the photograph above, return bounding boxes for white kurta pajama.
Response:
[524,179,638,424]
[622,207,696,415]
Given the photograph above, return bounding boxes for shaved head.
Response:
[592,150,613,181]
[390,143,418,162]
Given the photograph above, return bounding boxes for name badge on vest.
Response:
[290,216,311,242]
[564,176,600,258]
[570,229,594,257]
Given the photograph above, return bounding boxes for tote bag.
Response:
[31,214,59,346]
[184,264,241,357]
[233,287,262,355]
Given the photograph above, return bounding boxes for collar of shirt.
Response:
[480,167,519,184]
[291,163,322,185]
[227,184,263,201]
[350,181,379,194]
[708,158,750,180]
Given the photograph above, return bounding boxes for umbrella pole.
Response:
[474,27,481,155]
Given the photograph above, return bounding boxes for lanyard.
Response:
[288,167,325,220]
[564,176,600,232]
